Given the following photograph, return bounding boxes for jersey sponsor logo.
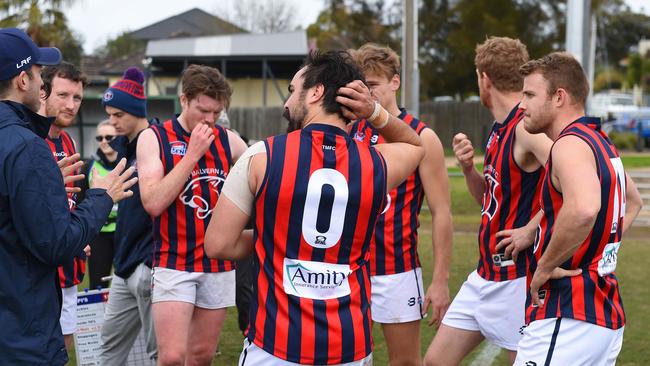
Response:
[53,151,67,158]
[598,241,620,276]
[370,134,379,144]
[492,253,514,267]
[322,144,336,151]
[179,172,226,219]
[170,141,187,156]
[283,258,352,300]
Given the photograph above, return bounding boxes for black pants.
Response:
[88,231,114,290]
[235,255,254,334]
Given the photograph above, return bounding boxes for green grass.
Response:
[67,175,650,366]
[620,155,650,169]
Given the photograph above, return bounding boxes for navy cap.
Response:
[0,28,62,81]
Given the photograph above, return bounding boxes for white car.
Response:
[588,93,650,122]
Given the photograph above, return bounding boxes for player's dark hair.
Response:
[301,50,366,123]
[41,61,87,99]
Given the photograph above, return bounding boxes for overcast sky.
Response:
[65,0,649,54]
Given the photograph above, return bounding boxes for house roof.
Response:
[130,8,245,41]
[146,31,308,59]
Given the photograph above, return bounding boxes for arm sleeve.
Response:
[221,141,266,216]
[8,137,114,266]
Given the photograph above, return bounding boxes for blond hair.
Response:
[475,37,529,92]
[350,43,400,80]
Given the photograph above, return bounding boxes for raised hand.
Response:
[91,158,138,203]
[57,153,84,193]
[186,123,215,162]
[452,133,475,172]
[336,80,375,121]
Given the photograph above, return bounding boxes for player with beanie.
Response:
[99,67,158,365]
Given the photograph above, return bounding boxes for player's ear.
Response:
[309,84,325,104]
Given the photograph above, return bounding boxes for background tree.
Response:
[307,0,400,51]
[215,0,297,34]
[95,31,146,60]
[0,0,83,64]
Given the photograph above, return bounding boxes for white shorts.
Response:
[238,338,373,366]
[151,267,236,309]
[441,270,525,350]
[371,267,425,323]
[59,286,78,335]
[515,318,624,366]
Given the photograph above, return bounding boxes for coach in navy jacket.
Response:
[0,29,118,365]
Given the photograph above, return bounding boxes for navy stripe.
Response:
[338,137,360,265]
[544,318,562,366]
[313,300,329,364]
[260,135,286,352]
[600,276,614,329]
[393,180,407,273]
[497,124,514,281]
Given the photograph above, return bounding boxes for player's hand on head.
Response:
[423,281,450,328]
[452,133,474,171]
[495,226,536,262]
[57,153,84,193]
[336,80,374,120]
[92,158,138,203]
[187,123,215,162]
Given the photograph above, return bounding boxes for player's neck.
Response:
[490,91,522,124]
[48,124,62,139]
[128,118,149,142]
[383,99,401,117]
[303,110,347,131]
[549,108,586,140]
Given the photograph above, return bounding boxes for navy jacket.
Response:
[112,127,153,278]
[0,100,113,365]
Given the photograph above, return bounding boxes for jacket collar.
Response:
[0,100,54,138]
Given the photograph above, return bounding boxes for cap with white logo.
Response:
[0,28,62,81]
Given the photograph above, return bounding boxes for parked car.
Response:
[588,92,650,122]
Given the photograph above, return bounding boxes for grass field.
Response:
[69,174,650,366]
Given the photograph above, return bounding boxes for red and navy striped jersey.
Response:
[151,117,235,273]
[526,117,626,330]
[45,131,85,288]
[349,109,428,275]
[248,123,387,364]
[477,105,543,282]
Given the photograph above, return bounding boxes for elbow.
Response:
[573,202,600,228]
[142,197,164,218]
[204,236,229,260]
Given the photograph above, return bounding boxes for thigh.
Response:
[371,268,425,323]
[476,276,526,351]
[152,267,199,305]
[152,301,194,353]
[423,324,484,366]
[515,318,624,366]
[185,307,227,364]
[195,270,236,309]
[381,320,422,365]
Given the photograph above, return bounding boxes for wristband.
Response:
[371,107,390,129]
[368,101,381,122]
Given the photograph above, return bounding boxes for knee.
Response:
[185,350,215,366]
[423,351,444,366]
[157,349,186,366]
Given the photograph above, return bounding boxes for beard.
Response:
[284,95,308,133]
